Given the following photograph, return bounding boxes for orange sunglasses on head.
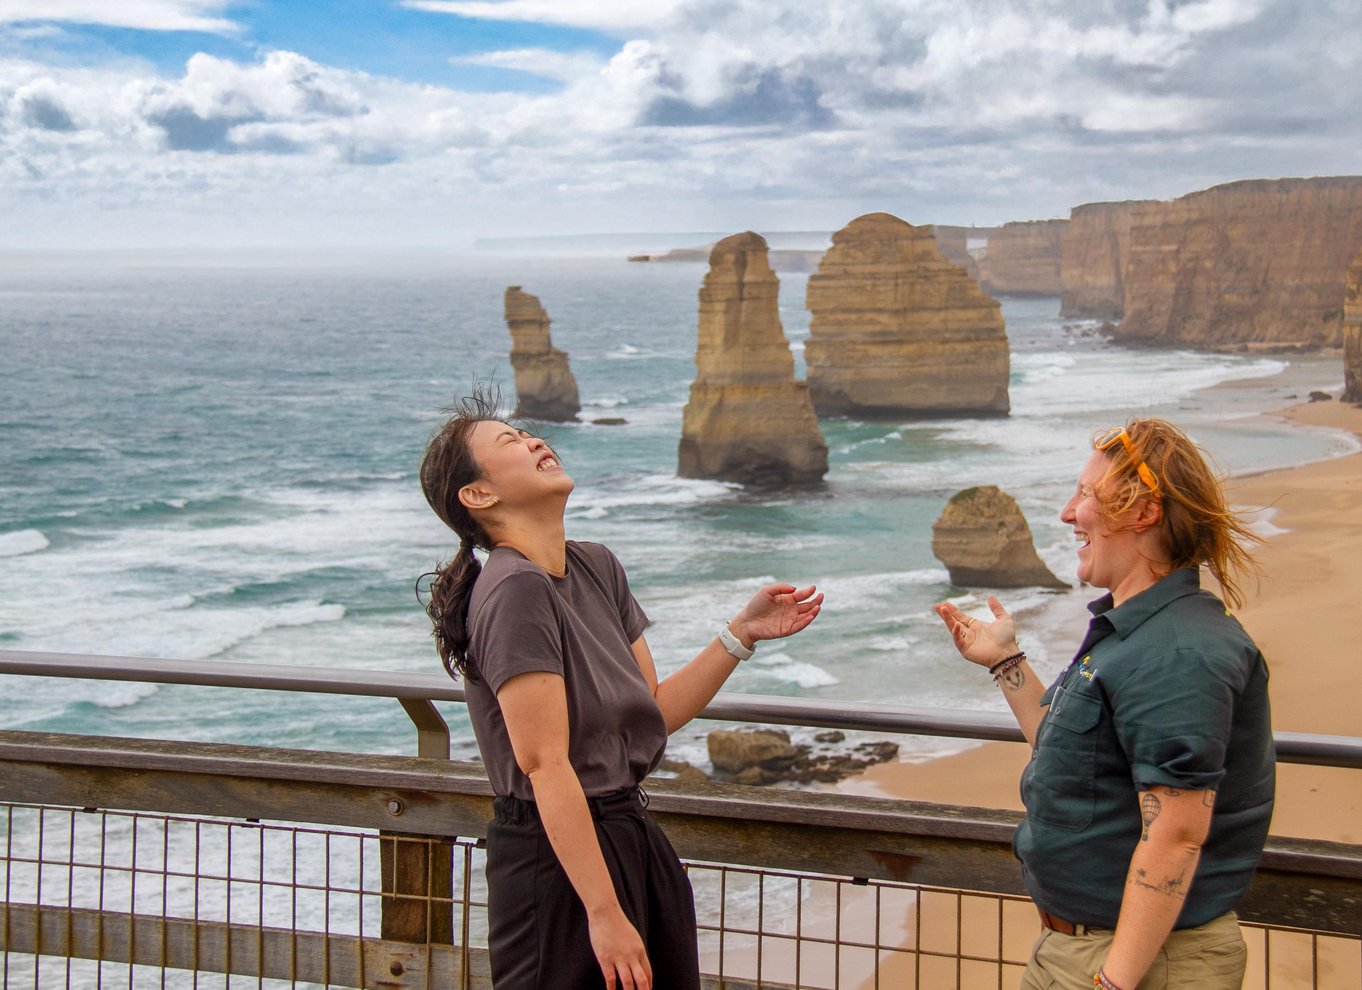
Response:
[1093,427,1161,499]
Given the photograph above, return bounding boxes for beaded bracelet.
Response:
[1093,969,1125,990]
[987,651,1026,677]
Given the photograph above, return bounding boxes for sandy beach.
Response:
[839,393,1362,845]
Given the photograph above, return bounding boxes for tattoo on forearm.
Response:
[1130,865,1190,899]
[1001,666,1027,691]
[1139,793,1161,841]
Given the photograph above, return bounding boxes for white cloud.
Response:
[1,0,1356,248]
[400,0,685,33]
[451,47,606,83]
[0,0,238,33]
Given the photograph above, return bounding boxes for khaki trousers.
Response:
[1020,911,1246,990]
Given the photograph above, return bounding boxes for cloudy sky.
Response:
[2,0,1359,249]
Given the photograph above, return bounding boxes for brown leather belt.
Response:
[1037,909,1104,936]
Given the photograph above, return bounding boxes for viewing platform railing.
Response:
[1,649,1359,989]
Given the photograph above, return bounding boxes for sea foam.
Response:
[0,529,49,557]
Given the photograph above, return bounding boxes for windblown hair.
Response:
[417,389,503,681]
[1092,418,1261,609]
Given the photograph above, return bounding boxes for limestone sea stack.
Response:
[1345,248,1362,403]
[805,213,1010,417]
[931,486,1068,589]
[1060,200,1149,319]
[977,219,1067,297]
[678,232,828,486]
[504,286,580,422]
[929,224,983,281]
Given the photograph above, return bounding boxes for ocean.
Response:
[1,250,1356,770]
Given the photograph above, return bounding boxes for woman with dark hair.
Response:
[935,418,1274,990]
[419,393,822,990]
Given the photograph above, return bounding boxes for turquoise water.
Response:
[1,251,1354,767]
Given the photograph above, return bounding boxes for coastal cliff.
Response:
[805,213,1010,417]
[1059,201,1148,319]
[977,219,1066,297]
[1060,178,1362,346]
[931,486,1068,589]
[1116,177,1362,348]
[678,232,828,486]
[505,286,581,422]
[1345,248,1362,402]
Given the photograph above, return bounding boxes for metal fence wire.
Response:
[3,803,1360,990]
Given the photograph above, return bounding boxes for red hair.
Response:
[1092,418,1261,609]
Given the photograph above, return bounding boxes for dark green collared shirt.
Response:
[1014,568,1275,929]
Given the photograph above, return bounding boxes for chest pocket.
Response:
[1029,685,1104,831]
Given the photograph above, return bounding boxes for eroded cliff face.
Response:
[1116,178,1362,348]
[505,286,580,422]
[931,486,1068,589]
[977,219,1066,297]
[805,213,1009,417]
[678,232,828,486]
[1344,247,1362,402]
[1059,201,1149,319]
[1060,178,1362,345]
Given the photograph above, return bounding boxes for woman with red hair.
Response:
[937,418,1274,990]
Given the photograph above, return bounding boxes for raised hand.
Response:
[731,583,823,645]
[934,595,1019,668]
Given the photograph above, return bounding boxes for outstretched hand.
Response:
[732,584,823,645]
[934,596,1019,668]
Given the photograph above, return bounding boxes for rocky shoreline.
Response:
[657,728,900,787]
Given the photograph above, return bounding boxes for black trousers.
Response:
[485,787,701,990]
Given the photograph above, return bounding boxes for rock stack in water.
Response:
[504,286,580,422]
[977,219,1067,297]
[1346,248,1362,403]
[1060,200,1148,320]
[805,213,1010,417]
[678,232,828,486]
[931,486,1068,589]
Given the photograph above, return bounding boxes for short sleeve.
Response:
[1111,647,1248,792]
[582,543,651,642]
[469,570,565,694]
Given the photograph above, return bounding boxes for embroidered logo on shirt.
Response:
[1079,654,1096,681]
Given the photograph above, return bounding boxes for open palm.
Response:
[737,584,823,642]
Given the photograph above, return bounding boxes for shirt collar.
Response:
[1086,567,1202,639]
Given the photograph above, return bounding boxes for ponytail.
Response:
[417,389,502,681]
[419,541,484,680]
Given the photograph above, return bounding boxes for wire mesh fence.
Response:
[2,802,1359,989]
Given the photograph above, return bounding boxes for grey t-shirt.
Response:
[464,540,666,800]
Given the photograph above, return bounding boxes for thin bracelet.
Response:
[988,651,1025,676]
[1093,969,1125,990]
[991,656,1025,683]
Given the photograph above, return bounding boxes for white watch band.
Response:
[718,623,754,661]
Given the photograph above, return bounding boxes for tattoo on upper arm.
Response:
[1001,666,1027,692]
[1202,790,1217,808]
[1139,793,1162,841]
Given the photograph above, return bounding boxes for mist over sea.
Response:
[1,251,1355,769]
